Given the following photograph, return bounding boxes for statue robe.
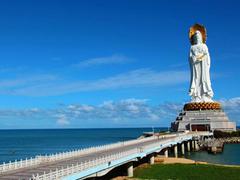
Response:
[189,43,214,102]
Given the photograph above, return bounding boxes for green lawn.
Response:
[133,164,240,180]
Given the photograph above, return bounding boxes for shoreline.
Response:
[154,156,207,165]
[154,156,240,167]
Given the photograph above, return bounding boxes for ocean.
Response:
[0,128,239,165]
[0,128,164,163]
[186,143,240,165]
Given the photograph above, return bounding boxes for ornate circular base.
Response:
[184,102,221,111]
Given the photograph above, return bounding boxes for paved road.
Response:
[0,136,178,180]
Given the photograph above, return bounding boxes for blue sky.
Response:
[0,0,240,128]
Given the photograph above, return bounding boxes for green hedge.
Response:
[214,130,240,138]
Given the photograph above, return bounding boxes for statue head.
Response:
[189,24,206,44]
[193,30,203,44]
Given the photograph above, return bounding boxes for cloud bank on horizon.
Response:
[0,97,240,129]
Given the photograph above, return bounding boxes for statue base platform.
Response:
[171,102,236,132]
[183,102,221,111]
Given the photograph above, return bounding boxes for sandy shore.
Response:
[154,155,207,164]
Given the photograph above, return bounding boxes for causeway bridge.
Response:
[0,131,212,180]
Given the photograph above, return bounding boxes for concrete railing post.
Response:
[187,141,190,151]
[174,145,178,158]
[149,154,154,165]
[181,143,185,155]
[127,162,133,177]
[164,148,168,158]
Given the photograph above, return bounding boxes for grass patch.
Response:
[134,164,240,180]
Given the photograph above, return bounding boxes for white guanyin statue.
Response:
[189,25,214,103]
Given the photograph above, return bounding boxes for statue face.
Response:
[193,31,203,44]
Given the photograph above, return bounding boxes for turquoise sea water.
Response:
[0,128,239,165]
[186,143,240,165]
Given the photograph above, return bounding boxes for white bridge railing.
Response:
[0,132,204,178]
[0,156,43,174]
[32,148,138,180]
[0,133,173,174]
[32,134,192,180]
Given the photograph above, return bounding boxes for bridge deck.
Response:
[0,137,171,179]
[0,132,211,180]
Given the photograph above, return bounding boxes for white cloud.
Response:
[0,97,239,128]
[0,98,177,128]
[56,114,70,126]
[0,74,57,88]
[29,108,40,112]
[219,97,240,123]
[74,54,132,68]
[67,104,94,112]
[0,69,188,96]
[119,98,148,104]
[148,113,160,121]
[220,97,240,109]
[100,101,115,110]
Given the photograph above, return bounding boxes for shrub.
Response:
[214,130,240,138]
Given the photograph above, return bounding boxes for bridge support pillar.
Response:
[174,145,178,158]
[127,162,133,177]
[181,143,185,155]
[164,148,168,158]
[191,140,195,150]
[149,154,155,165]
[187,141,190,151]
[195,140,199,151]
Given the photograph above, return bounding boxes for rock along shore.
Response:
[199,137,240,154]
